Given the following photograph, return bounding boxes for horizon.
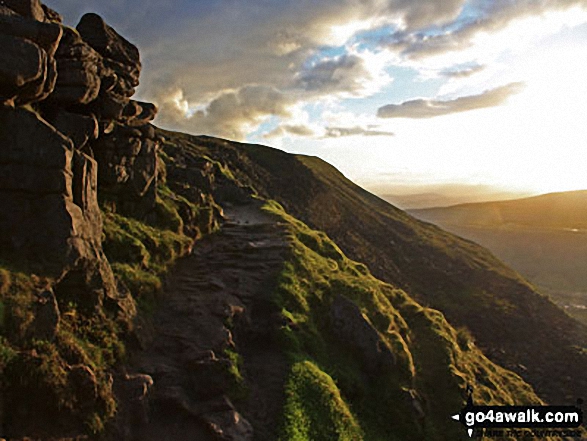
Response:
[47,0,587,201]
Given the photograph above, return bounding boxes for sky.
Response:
[47,0,587,203]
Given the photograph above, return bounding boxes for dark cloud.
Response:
[295,54,372,95]
[324,126,395,138]
[377,82,524,118]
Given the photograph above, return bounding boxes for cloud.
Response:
[45,0,468,139]
[263,123,394,139]
[46,0,587,142]
[263,124,316,139]
[378,82,524,119]
[440,64,485,78]
[380,0,587,59]
[324,126,394,138]
[382,0,465,29]
[155,85,294,140]
[296,55,368,94]
[294,53,390,97]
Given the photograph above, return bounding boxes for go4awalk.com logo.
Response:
[451,392,584,438]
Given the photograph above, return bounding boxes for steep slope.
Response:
[120,197,544,441]
[159,132,587,406]
[410,191,587,325]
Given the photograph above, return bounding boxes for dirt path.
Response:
[126,200,290,440]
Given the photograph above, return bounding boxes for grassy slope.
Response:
[160,131,587,406]
[263,201,541,441]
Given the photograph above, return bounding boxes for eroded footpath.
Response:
[126,200,290,440]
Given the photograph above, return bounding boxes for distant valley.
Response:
[410,190,587,324]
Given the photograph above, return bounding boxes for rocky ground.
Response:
[123,200,290,440]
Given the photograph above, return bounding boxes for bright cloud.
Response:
[377,82,524,118]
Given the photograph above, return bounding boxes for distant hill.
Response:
[411,191,587,324]
[380,190,531,210]
[411,190,587,228]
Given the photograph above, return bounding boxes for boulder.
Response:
[0,13,62,55]
[41,4,62,23]
[76,13,141,120]
[120,100,158,127]
[0,34,46,88]
[92,123,159,218]
[77,13,140,88]
[0,107,102,277]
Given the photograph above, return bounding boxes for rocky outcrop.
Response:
[330,294,396,373]
[47,26,102,106]
[77,13,141,120]
[0,9,62,105]
[0,2,160,438]
[0,1,159,269]
[93,106,161,219]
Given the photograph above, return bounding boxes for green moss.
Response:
[0,336,17,372]
[280,360,363,441]
[102,210,192,314]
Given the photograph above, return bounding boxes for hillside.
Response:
[0,2,584,440]
[161,134,587,407]
[411,191,587,324]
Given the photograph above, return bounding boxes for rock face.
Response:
[0,2,159,438]
[0,3,159,272]
[77,13,141,120]
[0,11,62,105]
